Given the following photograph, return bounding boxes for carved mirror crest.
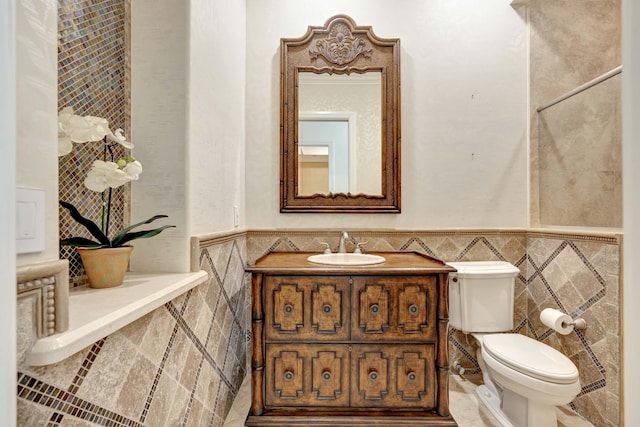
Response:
[280,15,401,213]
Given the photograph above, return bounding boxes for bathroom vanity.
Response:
[246,251,458,426]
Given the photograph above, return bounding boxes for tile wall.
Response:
[537,74,622,228]
[529,0,621,227]
[58,0,129,286]
[16,229,621,426]
[526,232,621,427]
[247,229,621,427]
[17,233,249,426]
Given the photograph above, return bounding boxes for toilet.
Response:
[446,261,580,427]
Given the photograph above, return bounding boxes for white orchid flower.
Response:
[107,128,134,149]
[58,107,76,156]
[58,106,135,157]
[58,128,73,156]
[84,160,130,192]
[75,115,110,142]
[122,160,142,180]
[58,107,75,127]
[58,107,108,146]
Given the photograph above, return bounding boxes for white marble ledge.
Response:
[27,270,209,366]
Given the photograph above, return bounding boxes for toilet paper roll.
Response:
[540,308,574,335]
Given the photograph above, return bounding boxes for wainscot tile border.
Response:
[17,260,70,337]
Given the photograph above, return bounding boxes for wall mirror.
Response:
[280,15,401,213]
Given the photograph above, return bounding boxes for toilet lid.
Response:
[482,334,579,384]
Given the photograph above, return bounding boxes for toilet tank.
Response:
[446,261,520,334]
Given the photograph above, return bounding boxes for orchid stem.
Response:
[103,137,115,242]
[101,191,106,233]
[105,187,112,240]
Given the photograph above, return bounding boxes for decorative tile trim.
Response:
[45,338,108,425]
[139,318,180,424]
[191,230,247,271]
[526,229,621,244]
[398,237,437,257]
[17,260,69,337]
[199,244,248,340]
[247,228,529,237]
[194,230,248,248]
[245,228,620,244]
[68,339,107,395]
[455,236,506,261]
[165,300,236,392]
[18,372,144,427]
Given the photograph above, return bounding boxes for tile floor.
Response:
[223,373,594,427]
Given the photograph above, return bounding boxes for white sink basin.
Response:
[307,253,386,266]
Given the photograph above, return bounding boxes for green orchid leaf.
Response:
[110,215,171,246]
[59,201,111,247]
[114,225,176,247]
[60,236,104,248]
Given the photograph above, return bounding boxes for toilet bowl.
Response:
[446,261,581,427]
[472,333,580,427]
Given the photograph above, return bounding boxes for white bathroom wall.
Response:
[188,0,246,235]
[623,0,640,423]
[130,1,190,272]
[245,0,528,229]
[11,0,58,422]
[15,0,59,266]
[131,0,247,272]
[1,0,17,423]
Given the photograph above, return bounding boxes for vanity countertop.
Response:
[248,251,456,274]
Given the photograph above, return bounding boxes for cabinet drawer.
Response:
[264,276,350,341]
[351,276,437,341]
[265,344,350,407]
[351,344,436,409]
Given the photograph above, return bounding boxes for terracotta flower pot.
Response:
[78,246,134,289]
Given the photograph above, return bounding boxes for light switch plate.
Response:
[16,188,45,254]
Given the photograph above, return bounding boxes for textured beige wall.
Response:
[530,0,622,228]
[538,74,622,227]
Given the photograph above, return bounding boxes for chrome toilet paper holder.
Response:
[562,317,587,330]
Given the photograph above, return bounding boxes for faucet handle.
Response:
[354,242,368,254]
[319,242,332,254]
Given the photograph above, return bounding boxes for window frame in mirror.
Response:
[280,14,401,213]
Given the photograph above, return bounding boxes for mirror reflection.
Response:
[297,72,382,196]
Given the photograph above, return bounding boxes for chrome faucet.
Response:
[338,231,349,253]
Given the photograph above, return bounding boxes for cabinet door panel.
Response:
[265,276,350,341]
[352,276,437,341]
[265,344,350,407]
[351,344,435,409]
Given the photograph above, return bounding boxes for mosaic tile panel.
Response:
[57,0,129,286]
[17,234,249,427]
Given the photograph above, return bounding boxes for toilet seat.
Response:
[481,334,579,384]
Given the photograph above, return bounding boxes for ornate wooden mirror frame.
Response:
[280,15,401,213]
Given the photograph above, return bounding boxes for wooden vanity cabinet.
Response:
[246,252,458,426]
